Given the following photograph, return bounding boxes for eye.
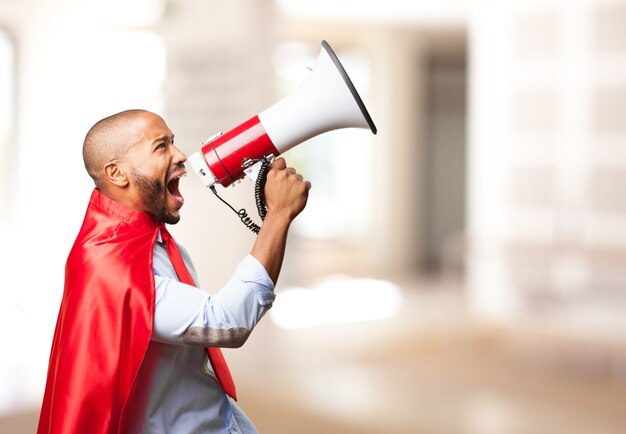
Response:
[155,142,166,151]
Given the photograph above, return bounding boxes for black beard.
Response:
[131,169,180,225]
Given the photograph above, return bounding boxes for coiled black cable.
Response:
[254,157,271,221]
[210,157,272,235]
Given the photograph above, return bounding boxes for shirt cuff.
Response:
[238,255,275,306]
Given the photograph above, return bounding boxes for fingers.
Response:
[284,168,310,189]
[263,158,312,220]
[268,157,311,189]
[271,157,287,170]
[270,158,307,180]
[291,173,311,189]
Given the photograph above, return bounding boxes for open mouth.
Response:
[167,171,185,206]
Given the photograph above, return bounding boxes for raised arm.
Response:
[250,157,311,285]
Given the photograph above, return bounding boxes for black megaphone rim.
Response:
[321,40,377,135]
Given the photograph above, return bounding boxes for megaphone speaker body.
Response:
[188,40,376,188]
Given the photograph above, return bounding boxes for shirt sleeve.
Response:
[151,254,275,348]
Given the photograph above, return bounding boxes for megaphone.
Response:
[187,40,377,189]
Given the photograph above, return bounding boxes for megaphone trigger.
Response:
[243,154,276,183]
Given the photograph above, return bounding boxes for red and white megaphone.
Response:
[188,40,377,189]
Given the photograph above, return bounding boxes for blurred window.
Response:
[272,42,375,240]
[0,29,14,222]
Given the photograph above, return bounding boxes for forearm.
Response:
[251,157,310,284]
[250,211,292,285]
[152,256,274,347]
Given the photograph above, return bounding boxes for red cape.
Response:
[38,189,159,433]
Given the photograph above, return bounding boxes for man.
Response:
[38,109,310,433]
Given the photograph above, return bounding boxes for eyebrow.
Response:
[152,134,174,146]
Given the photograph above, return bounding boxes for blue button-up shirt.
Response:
[126,230,275,433]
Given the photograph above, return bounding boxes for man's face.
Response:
[122,113,187,224]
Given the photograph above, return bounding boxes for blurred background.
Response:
[1,0,626,432]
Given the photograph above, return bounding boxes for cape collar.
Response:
[89,188,160,230]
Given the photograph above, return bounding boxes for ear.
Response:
[103,161,129,188]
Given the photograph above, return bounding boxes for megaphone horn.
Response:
[188,40,377,189]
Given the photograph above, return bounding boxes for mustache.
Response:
[168,162,186,177]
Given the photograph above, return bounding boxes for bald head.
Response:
[82,109,151,188]
[80,109,184,221]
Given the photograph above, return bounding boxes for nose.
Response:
[171,144,187,164]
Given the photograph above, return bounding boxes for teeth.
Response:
[170,172,186,182]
